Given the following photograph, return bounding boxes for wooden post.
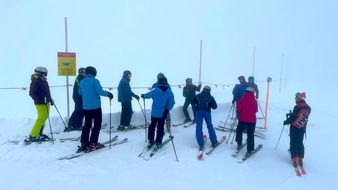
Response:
[65,17,70,117]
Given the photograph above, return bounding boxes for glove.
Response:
[232,99,236,104]
[141,94,145,99]
[107,92,114,100]
[163,109,169,118]
[283,120,290,126]
[133,94,140,101]
[50,99,54,106]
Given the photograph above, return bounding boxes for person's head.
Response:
[186,78,192,84]
[123,70,132,78]
[158,77,168,91]
[248,76,254,83]
[295,92,306,102]
[245,87,255,93]
[157,73,165,80]
[78,67,86,76]
[238,76,246,83]
[85,66,97,76]
[203,85,211,93]
[34,67,48,78]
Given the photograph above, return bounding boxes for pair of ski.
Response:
[58,135,128,160]
[138,136,173,161]
[232,143,263,163]
[197,135,227,160]
[172,121,195,128]
[105,124,147,133]
[294,166,307,176]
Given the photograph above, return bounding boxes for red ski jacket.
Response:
[236,92,258,123]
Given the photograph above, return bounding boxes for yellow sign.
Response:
[57,52,76,76]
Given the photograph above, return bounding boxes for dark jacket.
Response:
[236,91,258,123]
[192,90,217,112]
[118,76,135,103]
[29,74,52,105]
[248,82,259,99]
[285,100,311,128]
[183,84,202,101]
[232,82,249,103]
[73,73,85,104]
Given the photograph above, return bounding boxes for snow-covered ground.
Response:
[1,84,337,190]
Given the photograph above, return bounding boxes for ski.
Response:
[232,142,247,157]
[24,138,55,145]
[59,136,80,143]
[106,124,147,133]
[205,136,227,155]
[138,143,156,158]
[300,167,307,175]
[197,135,208,160]
[184,121,196,128]
[143,136,173,161]
[58,135,124,160]
[172,121,190,127]
[237,144,263,163]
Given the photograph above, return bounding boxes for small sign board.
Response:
[57,52,76,76]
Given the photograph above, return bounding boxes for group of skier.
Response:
[27,67,311,167]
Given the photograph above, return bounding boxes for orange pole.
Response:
[264,77,272,129]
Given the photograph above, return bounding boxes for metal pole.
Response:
[65,17,70,117]
[252,47,256,76]
[199,40,202,83]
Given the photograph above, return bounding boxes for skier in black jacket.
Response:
[182,78,201,123]
[65,68,86,132]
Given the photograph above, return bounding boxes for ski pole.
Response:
[109,99,112,149]
[168,131,179,162]
[275,124,286,150]
[221,103,234,129]
[138,99,148,142]
[53,102,67,128]
[46,103,54,144]
[226,107,237,143]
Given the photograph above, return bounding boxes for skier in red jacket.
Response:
[235,87,258,156]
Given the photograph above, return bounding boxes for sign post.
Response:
[264,77,272,129]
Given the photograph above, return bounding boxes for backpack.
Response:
[292,104,310,129]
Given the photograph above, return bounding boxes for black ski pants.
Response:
[148,116,165,144]
[236,120,256,151]
[120,101,133,126]
[81,108,102,144]
[289,125,306,159]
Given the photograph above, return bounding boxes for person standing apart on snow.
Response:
[141,77,175,148]
[248,76,259,99]
[283,92,311,170]
[191,86,218,150]
[64,67,86,132]
[235,87,258,156]
[182,78,201,123]
[117,70,140,130]
[78,66,114,152]
[26,67,54,142]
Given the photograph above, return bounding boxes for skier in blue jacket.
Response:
[117,70,140,130]
[141,77,175,148]
[78,66,114,152]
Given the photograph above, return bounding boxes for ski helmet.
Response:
[123,70,132,77]
[186,78,192,83]
[203,85,211,92]
[85,66,97,76]
[34,67,48,76]
[78,67,86,74]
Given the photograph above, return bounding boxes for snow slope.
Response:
[1,85,337,190]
